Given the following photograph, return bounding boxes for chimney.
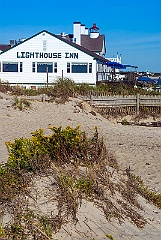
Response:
[73,22,81,45]
[85,27,88,35]
[10,40,15,46]
[81,24,85,34]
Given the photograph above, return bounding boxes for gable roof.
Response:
[81,34,105,52]
[54,32,108,63]
[0,30,109,64]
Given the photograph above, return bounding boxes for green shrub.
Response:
[12,96,31,110]
[76,83,96,95]
[2,125,161,239]
[106,234,114,240]
[130,174,161,209]
[0,81,12,93]
[50,77,77,103]
[121,119,129,125]
[2,126,103,203]
[0,225,6,237]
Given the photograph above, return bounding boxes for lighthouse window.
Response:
[72,63,87,73]
[3,62,18,72]
[37,62,53,73]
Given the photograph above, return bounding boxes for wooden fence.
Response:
[24,93,161,115]
[80,94,161,115]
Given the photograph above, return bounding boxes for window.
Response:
[43,40,47,51]
[20,62,23,72]
[67,62,70,73]
[0,62,1,72]
[3,62,18,72]
[72,63,87,73]
[32,62,36,72]
[37,62,53,73]
[89,63,92,73]
[54,62,57,73]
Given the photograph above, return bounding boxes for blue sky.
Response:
[0,0,161,72]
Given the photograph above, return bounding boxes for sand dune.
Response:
[0,92,161,239]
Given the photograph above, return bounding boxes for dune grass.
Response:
[1,125,161,239]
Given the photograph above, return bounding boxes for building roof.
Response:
[81,34,105,52]
[54,33,108,63]
[0,44,11,52]
[0,30,109,64]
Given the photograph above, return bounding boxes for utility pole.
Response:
[62,70,63,80]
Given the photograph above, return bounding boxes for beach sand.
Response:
[0,92,161,239]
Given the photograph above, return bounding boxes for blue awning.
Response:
[158,77,161,85]
[137,76,154,83]
[106,62,138,69]
[107,62,123,68]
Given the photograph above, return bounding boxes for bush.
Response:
[121,119,130,125]
[12,96,31,110]
[0,82,12,93]
[49,77,77,103]
[1,125,161,238]
[0,126,107,238]
[76,83,96,95]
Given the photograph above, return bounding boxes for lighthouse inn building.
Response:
[0,22,124,88]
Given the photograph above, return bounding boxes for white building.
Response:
[0,22,135,88]
[0,24,110,88]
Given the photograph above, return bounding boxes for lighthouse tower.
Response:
[90,23,100,38]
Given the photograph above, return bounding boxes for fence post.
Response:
[136,93,140,115]
[90,94,93,105]
[42,94,46,102]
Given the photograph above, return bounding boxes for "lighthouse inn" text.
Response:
[17,52,79,59]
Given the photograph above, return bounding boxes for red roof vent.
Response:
[90,23,99,31]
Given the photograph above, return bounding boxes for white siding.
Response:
[0,31,97,86]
